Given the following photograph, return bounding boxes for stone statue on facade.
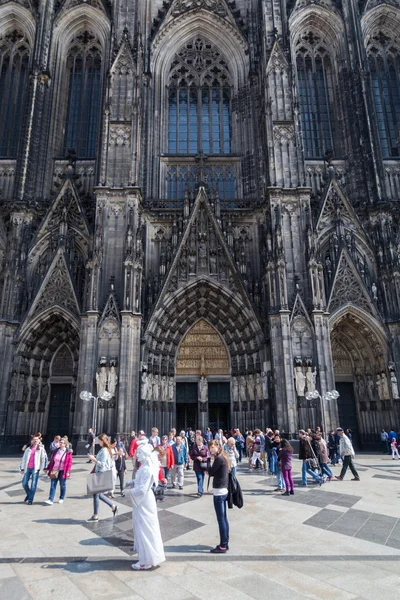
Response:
[376,373,382,400]
[96,366,107,398]
[255,373,263,401]
[107,365,118,397]
[294,366,306,397]
[247,374,255,402]
[161,375,168,402]
[262,367,269,399]
[305,366,317,393]
[239,375,247,402]
[391,372,399,400]
[381,372,390,400]
[232,376,239,404]
[366,375,374,401]
[146,373,153,401]
[168,377,175,403]
[141,370,149,401]
[152,374,159,402]
[199,376,208,404]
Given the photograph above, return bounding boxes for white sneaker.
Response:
[45,500,53,505]
[131,563,152,571]
[58,499,64,504]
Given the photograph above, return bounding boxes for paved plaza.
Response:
[1,453,400,599]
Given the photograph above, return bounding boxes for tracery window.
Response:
[64,31,102,159]
[0,30,30,158]
[368,32,400,158]
[167,36,232,155]
[296,32,335,159]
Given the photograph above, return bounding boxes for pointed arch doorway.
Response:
[176,320,230,432]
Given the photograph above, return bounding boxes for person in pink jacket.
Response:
[44,438,73,505]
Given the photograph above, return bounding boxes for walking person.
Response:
[299,430,323,486]
[380,429,390,454]
[335,428,360,481]
[190,435,210,497]
[250,429,265,470]
[87,433,119,521]
[180,430,191,470]
[233,429,245,463]
[160,435,175,485]
[208,440,230,553]
[278,439,294,496]
[149,428,160,448]
[223,437,239,476]
[391,437,400,460]
[45,438,72,504]
[21,435,48,504]
[115,446,127,495]
[86,428,95,462]
[316,433,333,480]
[204,427,213,443]
[128,441,165,570]
[171,435,188,489]
[49,435,61,457]
[327,430,337,464]
[271,433,285,492]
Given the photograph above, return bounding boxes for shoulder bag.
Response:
[86,468,114,495]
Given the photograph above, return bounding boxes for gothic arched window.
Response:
[368,32,400,158]
[296,32,335,159]
[168,36,232,155]
[0,30,30,158]
[64,32,102,159]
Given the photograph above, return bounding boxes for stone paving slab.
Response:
[1,454,400,599]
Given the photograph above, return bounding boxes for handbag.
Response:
[306,458,319,470]
[86,469,114,495]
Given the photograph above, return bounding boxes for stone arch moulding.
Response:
[361,5,400,42]
[151,10,249,89]
[144,279,265,376]
[50,343,74,378]
[54,5,111,50]
[0,3,36,48]
[289,6,346,60]
[176,318,230,377]
[329,305,389,367]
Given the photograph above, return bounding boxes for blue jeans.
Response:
[302,460,322,485]
[213,494,229,547]
[276,470,285,490]
[195,470,205,494]
[93,493,114,514]
[320,463,333,478]
[49,471,67,502]
[237,446,242,462]
[231,466,237,477]
[22,468,40,502]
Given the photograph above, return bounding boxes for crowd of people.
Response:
[19,423,364,569]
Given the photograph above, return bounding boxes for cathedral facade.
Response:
[1,0,400,450]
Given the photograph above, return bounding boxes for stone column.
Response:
[0,323,19,436]
[118,312,141,434]
[269,311,298,435]
[74,311,99,451]
[312,311,338,432]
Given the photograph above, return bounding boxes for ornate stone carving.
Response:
[109,123,132,146]
[176,319,230,376]
[171,0,228,18]
[328,251,374,315]
[32,250,80,317]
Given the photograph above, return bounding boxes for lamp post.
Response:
[79,390,112,436]
[305,389,340,437]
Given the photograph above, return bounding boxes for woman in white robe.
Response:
[129,440,165,570]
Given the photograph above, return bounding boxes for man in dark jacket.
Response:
[299,430,323,486]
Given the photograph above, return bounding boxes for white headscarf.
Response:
[136,438,159,482]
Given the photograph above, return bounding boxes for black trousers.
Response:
[117,470,125,493]
[340,456,359,479]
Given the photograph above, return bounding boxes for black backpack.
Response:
[227,472,244,509]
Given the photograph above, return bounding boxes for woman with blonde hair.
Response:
[208,440,231,554]
[87,433,118,522]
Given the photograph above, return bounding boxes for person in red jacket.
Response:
[129,431,146,476]
[160,435,174,485]
[44,438,72,505]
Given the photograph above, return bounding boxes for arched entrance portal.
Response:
[176,320,230,433]
[330,309,395,448]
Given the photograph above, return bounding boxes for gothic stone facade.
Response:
[1,0,400,449]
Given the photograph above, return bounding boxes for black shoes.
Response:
[24,496,28,503]
[290,490,294,495]
[210,545,227,554]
